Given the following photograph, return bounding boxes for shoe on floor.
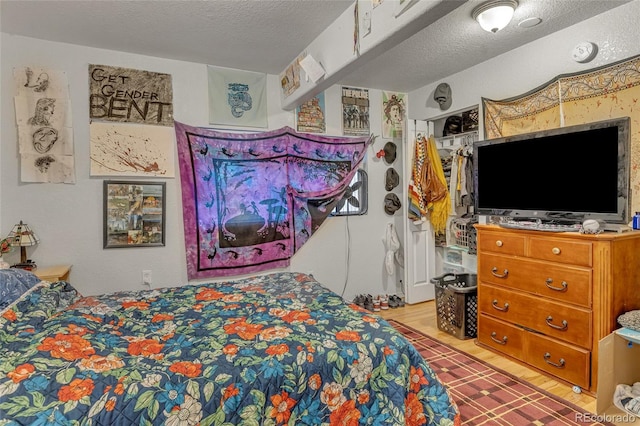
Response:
[389,294,405,307]
[388,295,399,308]
[353,294,365,308]
[380,295,389,310]
[373,297,381,312]
[364,294,374,312]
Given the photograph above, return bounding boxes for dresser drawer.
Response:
[529,237,592,267]
[479,284,592,348]
[524,332,590,389]
[478,314,524,360]
[478,253,592,307]
[477,231,526,257]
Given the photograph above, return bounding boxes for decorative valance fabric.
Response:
[483,54,640,212]
[175,121,371,279]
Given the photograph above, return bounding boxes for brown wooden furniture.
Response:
[475,224,640,393]
[34,264,71,282]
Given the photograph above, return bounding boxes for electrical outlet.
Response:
[142,270,152,287]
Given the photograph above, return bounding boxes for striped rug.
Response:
[389,320,614,426]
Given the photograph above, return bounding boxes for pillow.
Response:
[0,268,42,310]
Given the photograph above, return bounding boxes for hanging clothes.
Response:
[383,223,401,275]
[409,135,451,234]
[462,146,474,207]
[450,145,474,209]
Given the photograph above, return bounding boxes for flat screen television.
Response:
[473,117,631,225]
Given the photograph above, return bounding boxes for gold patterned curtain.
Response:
[483,54,640,213]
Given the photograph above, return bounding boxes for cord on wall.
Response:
[340,214,351,298]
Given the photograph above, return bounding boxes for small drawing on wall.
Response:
[13,67,69,99]
[20,153,75,184]
[90,121,175,177]
[280,55,302,98]
[382,91,406,138]
[18,125,73,156]
[14,97,72,129]
[104,181,166,248]
[13,66,75,184]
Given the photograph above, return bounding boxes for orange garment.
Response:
[410,135,451,234]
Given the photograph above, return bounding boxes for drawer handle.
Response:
[491,299,510,312]
[491,267,509,278]
[545,316,568,331]
[551,247,561,255]
[545,278,568,292]
[490,332,508,345]
[544,352,566,369]
[495,240,503,247]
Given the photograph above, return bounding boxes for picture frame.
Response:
[104,180,166,248]
[394,0,417,17]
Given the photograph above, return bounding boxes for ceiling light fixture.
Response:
[472,0,518,33]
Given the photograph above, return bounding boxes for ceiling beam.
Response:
[280,0,465,111]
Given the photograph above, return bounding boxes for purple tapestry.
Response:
[175,121,371,279]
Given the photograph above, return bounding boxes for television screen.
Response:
[473,117,631,224]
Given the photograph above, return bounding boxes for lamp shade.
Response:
[8,221,39,263]
[472,0,518,33]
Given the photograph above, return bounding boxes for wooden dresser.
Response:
[475,224,640,393]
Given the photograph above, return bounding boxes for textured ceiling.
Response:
[0,0,633,94]
[0,0,354,74]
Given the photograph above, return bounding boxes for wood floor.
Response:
[377,300,598,414]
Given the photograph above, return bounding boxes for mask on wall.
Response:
[434,83,452,110]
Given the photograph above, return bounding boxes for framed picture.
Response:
[104,180,166,248]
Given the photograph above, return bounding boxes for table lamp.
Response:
[7,220,39,266]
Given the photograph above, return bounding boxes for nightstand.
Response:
[34,265,72,282]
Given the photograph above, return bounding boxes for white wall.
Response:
[0,35,403,300]
[8,1,636,302]
[409,1,640,126]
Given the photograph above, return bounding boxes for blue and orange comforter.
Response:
[0,272,458,425]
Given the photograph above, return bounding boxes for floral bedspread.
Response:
[0,272,459,425]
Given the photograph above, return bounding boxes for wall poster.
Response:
[90,122,175,177]
[342,86,370,136]
[88,64,175,177]
[13,66,76,183]
[208,66,268,128]
[89,64,173,126]
[382,91,406,138]
[280,55,302,98]
[104,181,166,248]
[296,92,326,134]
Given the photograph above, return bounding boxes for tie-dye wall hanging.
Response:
[175,121,372,279]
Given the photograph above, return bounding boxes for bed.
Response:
[0,269,459,425]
